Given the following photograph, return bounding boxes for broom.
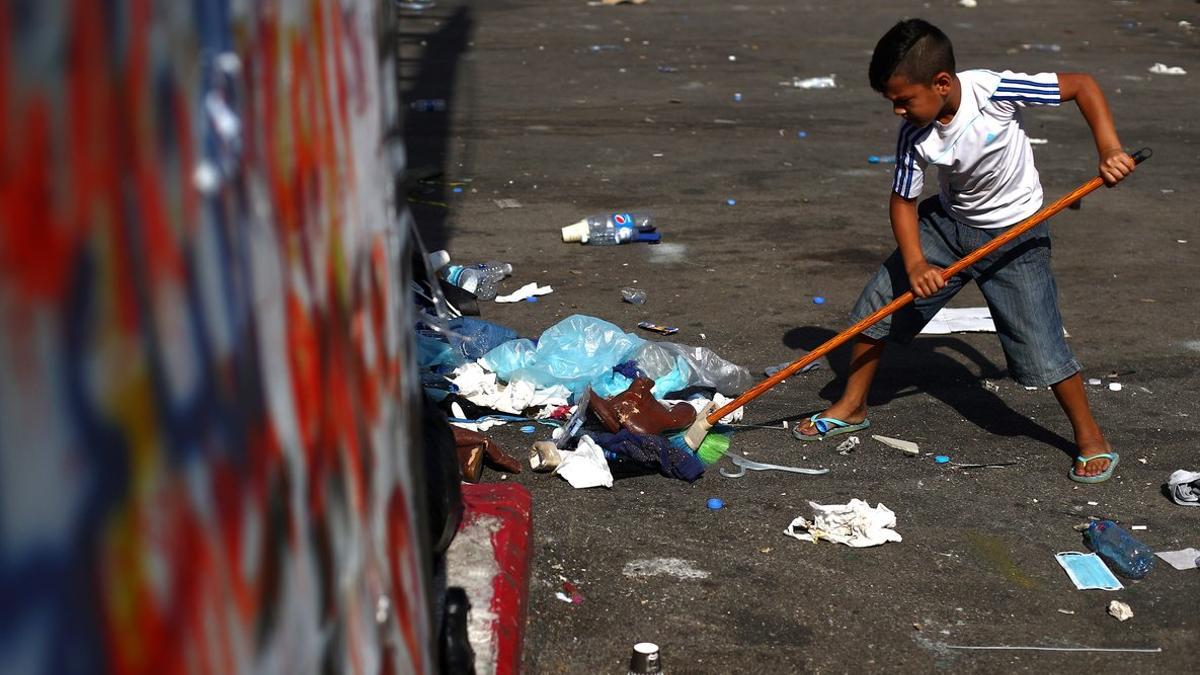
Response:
[678,148,1152,465]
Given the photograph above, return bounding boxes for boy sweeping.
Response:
[793,19,1136,484]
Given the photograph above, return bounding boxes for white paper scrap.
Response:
[920,306,996,334]
[553,435,613,489]
[1155,547,1200,571]
[495,282,553,303]
[784,499,902,547]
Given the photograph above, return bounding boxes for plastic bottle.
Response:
[561,213,660,246]
[620,287,647,305]
[442,261,512,300]
[1083,520,1155,579]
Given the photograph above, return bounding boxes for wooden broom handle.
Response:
[706,148,1152,425]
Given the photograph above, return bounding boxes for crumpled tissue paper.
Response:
[784,499,902,547]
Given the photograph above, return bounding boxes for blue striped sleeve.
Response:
[892,123,929,199]
[991,71,1061,106]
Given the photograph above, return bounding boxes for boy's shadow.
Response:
[775,326,1076,458]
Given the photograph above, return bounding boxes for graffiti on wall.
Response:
[0,0,429,673]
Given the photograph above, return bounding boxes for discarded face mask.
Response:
[784,499,901,547]
[1054,551,1123,591]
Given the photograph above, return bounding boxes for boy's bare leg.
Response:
[1051,372,1111,477]
[795,336,885,436]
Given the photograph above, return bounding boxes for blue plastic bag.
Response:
[481,315,644,397]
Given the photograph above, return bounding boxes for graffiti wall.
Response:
[0,0,430,673]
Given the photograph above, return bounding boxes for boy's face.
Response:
[883,72,953,127]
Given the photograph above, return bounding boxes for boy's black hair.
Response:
[869,19,955,92]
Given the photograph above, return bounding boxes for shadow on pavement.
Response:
[776,325,1076,457]
[396,3,473,252]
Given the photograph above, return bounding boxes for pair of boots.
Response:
[588,377,696,437]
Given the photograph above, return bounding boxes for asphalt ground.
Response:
[400,1,1200,672]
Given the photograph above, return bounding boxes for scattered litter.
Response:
[621,287,648,305]
[1055,551,1123,591]
[1087,378,1102,386]
[637,321,678,336]
[1087,501,1099,506]
[920,306,995,334]
[1155,548,1200,571]
[1056,609,1075,615]
[529,441,561,472]
[561,581,583,604]
[706,497,725,510]
[1108,382,1123,391]
[934,455,950,464]
[720,454,829,478]
[812,296,826,304]
[554,592,573,603]
[589,44,622,52]
[628,642,660,675]
[494,198,523,209]
[520,425,536,434]
[1107,600,1134,622]
[781,75,837,89]
[1166,469,1200,506]
[868,154,896,164]
[836,436,860,455]
[1028,137,1049,144]
[1138,457,1147,464]
[784,499,902,547]
[797,130,808,138]
[727,55,737,62]
[725,198,737,206]
[982,380,1000,392]
[733,92,743,102]
[1130,525,1147,531]
[623,558,710,580]
[1083,520,1155,579]
[958,0,977,7]
[657,66,678,73]
[872,434,919,456]
[495,282,553,303]
[1022,43,1062,52]
[553,435,614,489]
[1148,63,1187,76]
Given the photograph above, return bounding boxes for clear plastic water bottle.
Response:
[561,212,659,245]
[1083,520,1155,579]
[442,261,512,300]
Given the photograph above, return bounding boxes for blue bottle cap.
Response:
[706,497,725,510]
[520,425,536,434]
[525,296,539,303]
[934,455,950,464]
[798,130,808,138]
[812,296,825,304]
[453,186,464,193]
[726,198,737,206]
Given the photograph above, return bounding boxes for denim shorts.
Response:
[850,197,1080,387]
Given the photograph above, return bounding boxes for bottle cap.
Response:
[444,265,463,285]
[428,250,450,271]
[561,220,589,243]
[635,231,661,243]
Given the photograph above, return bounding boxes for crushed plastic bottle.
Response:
[561,212,659,245]
[442,261,512,300]
[621,287,647,305]
[1083,519,1155,579]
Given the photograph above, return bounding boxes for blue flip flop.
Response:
[1069,451,1119,484]
[792,414,871,442]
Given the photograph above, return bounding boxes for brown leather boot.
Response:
[452,427,522,481]
[588,377,697,437]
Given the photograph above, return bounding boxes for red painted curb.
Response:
[459,482,532,675]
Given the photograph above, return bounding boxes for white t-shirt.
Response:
[891,70,1061,228]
